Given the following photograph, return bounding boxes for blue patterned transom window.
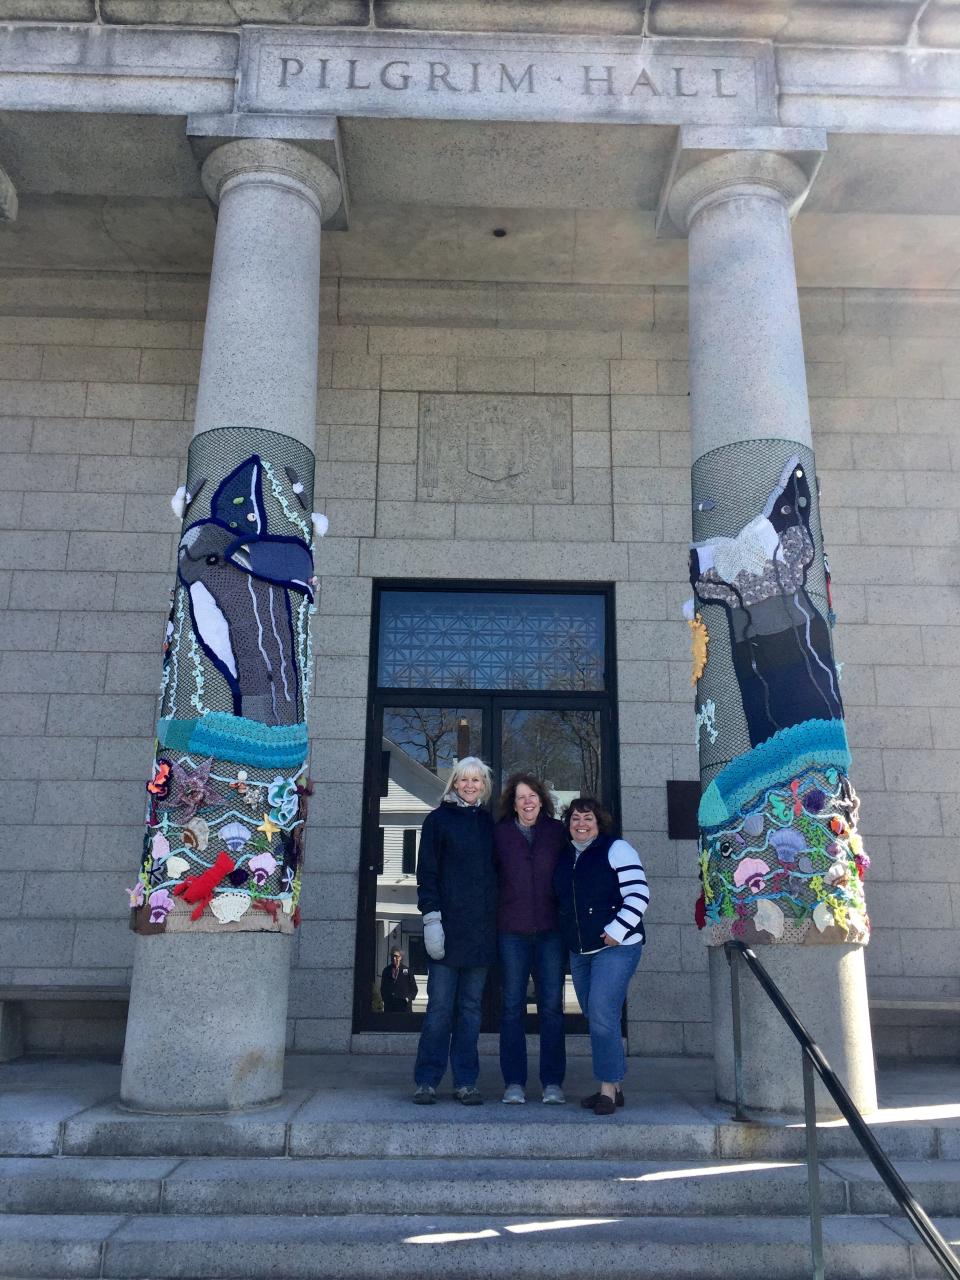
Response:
[377,590,606,691]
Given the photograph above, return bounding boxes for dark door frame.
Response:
[352,579,620,1034]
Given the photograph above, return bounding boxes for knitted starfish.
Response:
[169,757,219,819]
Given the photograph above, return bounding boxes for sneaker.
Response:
[454,1085,484,1106]
[541,1085,565,1105]
[502,1084,526,1104]
[413,1084,437,1105]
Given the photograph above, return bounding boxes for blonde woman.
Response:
[413,756,497,1105]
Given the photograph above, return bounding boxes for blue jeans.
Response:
[569,943,642,1083]
[414,961,488,1089]
[498,931,566,1089]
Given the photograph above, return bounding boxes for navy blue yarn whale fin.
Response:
[210,455,267,534]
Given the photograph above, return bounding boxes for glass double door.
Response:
[355,693,611,1031]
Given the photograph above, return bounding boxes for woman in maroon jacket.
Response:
[493,773,569,1104]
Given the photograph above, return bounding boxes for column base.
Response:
[120,932,292,1113]
[709,943,877,1118]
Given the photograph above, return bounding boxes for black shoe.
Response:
[454,1085,484,1105]
[413,1084,437,1104]
[580,1088,624,1110]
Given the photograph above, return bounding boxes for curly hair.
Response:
[561,795,613,834]
[497,772,555,822]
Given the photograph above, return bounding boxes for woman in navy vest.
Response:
[554,796,650,1116]
[493,773,569,1105]
[413,756,497,1106]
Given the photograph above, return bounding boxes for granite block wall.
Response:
[0,271,957,1058]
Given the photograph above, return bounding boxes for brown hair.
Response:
[497,772,555,822]
[562,795,613,835]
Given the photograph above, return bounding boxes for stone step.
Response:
[7,1154,960,1220]
[0,1210,944,1279]
[17,1092,948,1162]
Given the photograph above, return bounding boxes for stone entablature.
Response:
[4,23,960,135]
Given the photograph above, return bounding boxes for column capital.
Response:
[0,165,17,223]
[656,125,826,238]
[200,138,342,225]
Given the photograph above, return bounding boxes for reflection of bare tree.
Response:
[548,634,604,693]
[501,709,601,796]
[384,708,478,774]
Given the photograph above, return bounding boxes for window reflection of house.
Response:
[375,736,445,1009]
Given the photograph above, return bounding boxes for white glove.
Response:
[423,911,445,960]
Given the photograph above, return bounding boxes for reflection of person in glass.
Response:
[554,797,650,1116]
[380,949,418,1013]
[412,756,496,1106]
[493,773,568,1105]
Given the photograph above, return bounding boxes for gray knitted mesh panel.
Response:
[161,427,316,720]
[691,439,831,783]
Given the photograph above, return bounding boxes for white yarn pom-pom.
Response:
[171,485,188,520]
[311,512,329,539]
[681,598,696,621]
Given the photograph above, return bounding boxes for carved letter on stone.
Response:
[381,60,412,90]
[713,68,737,98]
[499,63,535,94]
[674,67,699,97]
[582,65,616,96]
[347,59,371,90]
[428,61,461,92]
[629,68,661,96]
[278,57,303,88]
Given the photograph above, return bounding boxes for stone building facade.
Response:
[0,0,958,1083]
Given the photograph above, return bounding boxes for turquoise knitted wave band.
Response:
[157,713,309,772]
[698,718,851,829]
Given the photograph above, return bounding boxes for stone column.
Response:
[120,141,341,1112]
[661,129,877,1115]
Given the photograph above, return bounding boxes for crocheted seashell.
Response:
[182,817,209,851]
[742,812,764,838]
[770,828,806,864]
[210,894,251,924]
[220,821,252,853]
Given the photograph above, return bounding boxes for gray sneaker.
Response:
[541,1085,566,1105]
[501,1083,526,1104]
[413,1084,437,1105]
[454,1085,484,1106]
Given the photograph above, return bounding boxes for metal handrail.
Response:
[726,940,960,1280]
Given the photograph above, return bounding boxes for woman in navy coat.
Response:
[412,756,496,1106]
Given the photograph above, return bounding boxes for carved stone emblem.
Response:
[467,410,523,483]
[418,394,571,504]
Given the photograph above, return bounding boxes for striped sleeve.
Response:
[603,838,650,943]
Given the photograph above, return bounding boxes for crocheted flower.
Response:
[127,883,145,908]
